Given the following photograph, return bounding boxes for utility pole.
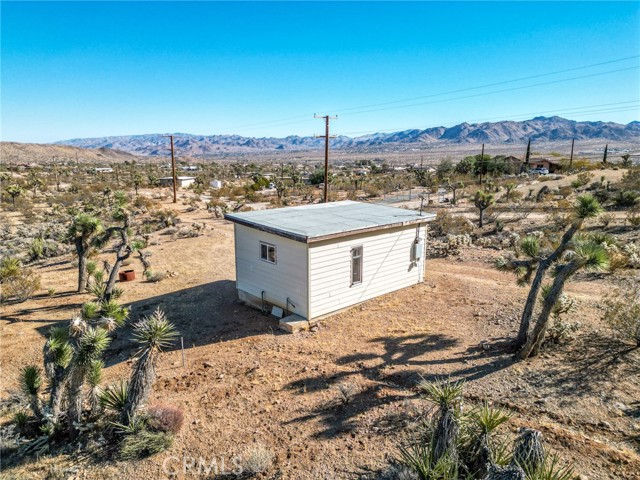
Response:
[569,138,575,170]
[314,114,337,203]
[479,143,485,186]
[165,135,177,203]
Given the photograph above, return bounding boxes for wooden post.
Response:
[569,138,575,169]
[170,135,177,203]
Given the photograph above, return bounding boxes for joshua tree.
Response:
[68,213,104,292]
[497,194,603,349]
[504,182,516,203]
[67,327,111,436]
[121,308,178,424]
[5,184,24,209]
[132,171,143,195]
[27,171,44,197]
[518,239,608,359]
[20,365,43,419]
[446,178,465,205]
[474,190,495,228]
[621,154,632,167]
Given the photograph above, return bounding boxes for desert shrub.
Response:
[627,208,640,228]
[334,383,357,406]
[600,212,615,229]
[146,405,184,434]
[152,209,179,228]
[602,280,640,347]
[619,167,640,191]
[239,444,275,476]
[557,186,573,199]
[0,258,41,304]
[119,429,173,460]
[144,270,167,283]
[432,211,474,237]
[570,172,593,189]
[546,212,571,231]
[614,190,639,207]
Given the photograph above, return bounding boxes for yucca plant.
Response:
[418,379,464,465]
[463,403,513,477]
[120,308,178,425]
[80,301,101,321]
[521,454,575,480]
[20,365,43,419]
[43,326,74,421]
[398,441,459,480]
[87,359,104,413]
[67,327,111,436]
[512,429,545,473]
[100,380,129,413]
[99,299,129,327]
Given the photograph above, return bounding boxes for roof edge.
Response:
[225,212,435,244]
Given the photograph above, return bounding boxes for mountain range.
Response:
[56,116,639,156]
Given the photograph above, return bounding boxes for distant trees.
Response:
[436,158,454,180]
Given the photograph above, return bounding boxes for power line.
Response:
[213,55,639,133]
[337,66,639,117]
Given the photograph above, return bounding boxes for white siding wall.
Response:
[308,224,426,319]
[234,224,309,317]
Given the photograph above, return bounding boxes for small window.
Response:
[351,246,363,285]
[260,242,277,264]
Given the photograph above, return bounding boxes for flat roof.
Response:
[225,200,435,243]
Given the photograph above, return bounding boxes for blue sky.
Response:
[1,1,639,143]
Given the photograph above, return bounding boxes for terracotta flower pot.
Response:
[118,270,136,282]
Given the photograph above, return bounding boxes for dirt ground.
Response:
[1,199,639,479]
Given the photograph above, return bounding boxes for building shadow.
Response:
[33,280,280,368]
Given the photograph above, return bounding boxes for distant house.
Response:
[181,165,199,172]
[225,201,435,331]
[158,176,196,188]
[210,180,223,189]
[529,157,563,173]
[94,167,114,174]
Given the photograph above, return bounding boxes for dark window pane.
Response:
[268,246,276,263]
[261,243,268,260]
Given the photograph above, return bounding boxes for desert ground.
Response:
[1,187,639,479]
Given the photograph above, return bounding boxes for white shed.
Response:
[158,176,196,188]
[225,201,435,329]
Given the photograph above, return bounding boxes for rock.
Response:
[203,361,214,368]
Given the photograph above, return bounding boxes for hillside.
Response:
[0,141,140,164]
[55,116,640,155]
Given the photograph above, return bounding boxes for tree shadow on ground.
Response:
[523,331,640,398]
[283,333,515,439]
[33,280,280,368]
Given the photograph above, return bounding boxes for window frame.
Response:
[259,241,277,265]
[350,245,363,286]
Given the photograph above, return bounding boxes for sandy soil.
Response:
[1,201,639,479]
